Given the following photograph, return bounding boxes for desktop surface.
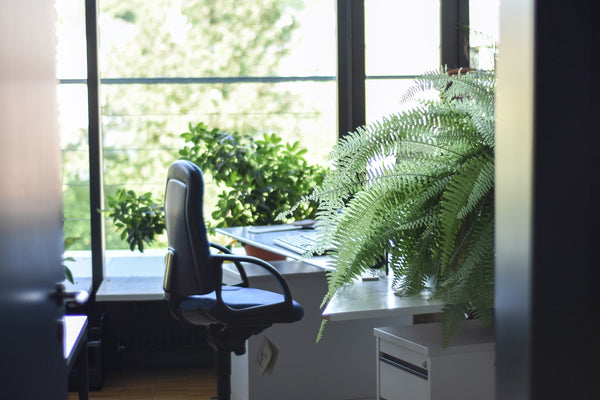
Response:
[216,225,444,321]
[215,225,333,270]
[322,277,443,321]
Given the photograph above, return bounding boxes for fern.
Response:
[298,69,495,345]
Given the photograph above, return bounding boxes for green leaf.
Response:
[64,266,74,284]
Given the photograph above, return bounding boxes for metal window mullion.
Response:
[337,0,365,139]
[85,0,105,294]
[59,75,418,86]
[440,0,470,69]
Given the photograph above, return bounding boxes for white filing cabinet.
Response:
[374,320,495,400]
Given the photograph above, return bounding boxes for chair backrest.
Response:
[163,160,214,302]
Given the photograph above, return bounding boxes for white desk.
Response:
[217,225,445,400]
[64,315,89,400]
[217,225,444,321]
[322,277,443,322]
[223,259,407,400]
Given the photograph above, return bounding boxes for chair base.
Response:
[205,323,272,400]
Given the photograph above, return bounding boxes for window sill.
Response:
[65,249,167,302]
[71,248,321,302]
[96,275,165,302]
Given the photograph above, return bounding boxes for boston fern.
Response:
[303,70,495,345]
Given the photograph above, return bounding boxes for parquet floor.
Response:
[68,367,217,400]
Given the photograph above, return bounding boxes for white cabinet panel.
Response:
[375,321,495,400]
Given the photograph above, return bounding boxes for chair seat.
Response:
[179,286,304,322]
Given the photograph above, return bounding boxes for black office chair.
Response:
[163,160,304,400]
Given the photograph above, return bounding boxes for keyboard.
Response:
[273,233,318,254]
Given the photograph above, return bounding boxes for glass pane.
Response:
[97,0,337,251]
[56,0,92,285]
[98,0,337,78]
[364,0,440,124]
[365,79,420,125]
[365,0,440,76]
[469,0,500,71]
[55,0,87,80]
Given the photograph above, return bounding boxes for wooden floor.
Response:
[68,367,217,400]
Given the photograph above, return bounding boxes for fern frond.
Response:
[289,70,496,345]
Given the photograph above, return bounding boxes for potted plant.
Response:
[178,122,328,259]
[103,188,166,252]
[291,69,495,345]
[104,124,327,259]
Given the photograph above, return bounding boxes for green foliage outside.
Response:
[61,0,334,251]
[104,123,327,251]
[103,189,165,252]
[294,70,495,345]
[179,122,327,232]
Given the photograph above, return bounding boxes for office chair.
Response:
[163,160,304,400]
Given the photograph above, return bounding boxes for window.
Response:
[58,0,337,284]
[97,0,337,250]
[57,0,497,287]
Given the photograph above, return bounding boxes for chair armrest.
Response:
[209,254,294,314]
[209,242,249,287]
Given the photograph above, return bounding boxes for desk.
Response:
[217,225,443,321]
[322,277,443,321]
[222,259,406,400]
[64,315,89,400]
[216,226,332,270]
[217,225,444,400]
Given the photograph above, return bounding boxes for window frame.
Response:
[75,0,470,293]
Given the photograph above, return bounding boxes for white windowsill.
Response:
[65,249,167,302]
[65,248,319,302]
[65,248,252,302]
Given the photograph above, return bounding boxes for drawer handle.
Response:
[379,352,428,380]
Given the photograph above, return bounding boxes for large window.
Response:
[97,0,337,250]
[58,0,337,254]
[57,0,498,287]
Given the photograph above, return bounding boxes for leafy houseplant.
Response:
[296,70,495,345]
[104,124,327,253]
[104,188,165,252]
[63,236,80,284]
[179,122,328,232]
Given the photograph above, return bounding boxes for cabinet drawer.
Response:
[379,359,429,400]
[379,339,428,372]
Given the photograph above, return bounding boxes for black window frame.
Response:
[77,0,470,293]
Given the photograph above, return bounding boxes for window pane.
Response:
[365,79,420,124]
[364,0,440,123]
[56,0,92,285]
[469,0,500,71]
[365,0,440,76]
[56,0,87,80]
[98,0,337,250]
